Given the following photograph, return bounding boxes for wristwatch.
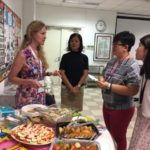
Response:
[77,84,81,88]
[106,83,112,91]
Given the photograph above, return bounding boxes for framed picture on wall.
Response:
[93,33,113,61]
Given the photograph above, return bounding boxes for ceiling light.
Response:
[63,0,100,6]
[63,0,82,4]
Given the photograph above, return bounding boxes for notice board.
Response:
[0,1,21,82]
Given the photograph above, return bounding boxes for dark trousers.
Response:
[103,105,135,150]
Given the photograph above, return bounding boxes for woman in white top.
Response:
[129,34,150,150]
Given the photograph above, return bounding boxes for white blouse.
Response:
[141,78,150,118]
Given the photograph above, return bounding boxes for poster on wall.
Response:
[93,33,113,61]
[0,1,21,82]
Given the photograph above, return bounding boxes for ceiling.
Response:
[36,0,150,16]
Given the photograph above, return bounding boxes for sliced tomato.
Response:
[88,145,98,150]
[71,144,79,150]
[53,144,61,150]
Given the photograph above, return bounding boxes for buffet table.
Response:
[0,125,116,150]
[0,104,116,150]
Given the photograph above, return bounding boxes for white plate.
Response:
[11,123,55,145]
[21,104,48,117]
[72,116,88,122]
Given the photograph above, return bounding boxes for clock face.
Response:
[96,20,106,32]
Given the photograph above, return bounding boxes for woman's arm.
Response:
[59,70,73,91]
[76,69,88,87]
[111,83,139,96]
[97,81,139,96]
[45,70,61,77]
[8,51,41,88]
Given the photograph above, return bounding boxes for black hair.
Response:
[140,34,150,79]
[67,33,83,52]
[113,31,135,52]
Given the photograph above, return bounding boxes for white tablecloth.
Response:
[96,128,117,150]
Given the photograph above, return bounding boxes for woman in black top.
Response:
[59,33,89,111]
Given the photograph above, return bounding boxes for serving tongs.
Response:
[6,114,28,125]
[67,121,94,128]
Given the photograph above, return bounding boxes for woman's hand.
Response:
[53,70,61,77]
[46,70,61,77]
[99,76,105,82]
[70,86,79,94]
[97,81,109,90]
[28,79,42,88]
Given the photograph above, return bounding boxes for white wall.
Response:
[36,4,117,66]
[116,16,150,65]
[22,0,36,34]
[0,0,23,93]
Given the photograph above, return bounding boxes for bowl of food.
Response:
[40,104,72,125]
[49,138,100,150]
[56,122,99,140]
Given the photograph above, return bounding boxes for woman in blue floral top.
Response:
[8,20,49,108]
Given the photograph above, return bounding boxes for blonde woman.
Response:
[8,20,49,108]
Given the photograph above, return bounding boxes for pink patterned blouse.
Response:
[15,47,46,108]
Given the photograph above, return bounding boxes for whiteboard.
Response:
[116,16,150,65]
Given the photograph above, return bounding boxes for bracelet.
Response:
[110,83,112,91]
[106,82,112,91]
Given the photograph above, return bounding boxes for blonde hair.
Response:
[20,20,49,69]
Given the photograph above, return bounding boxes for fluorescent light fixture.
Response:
[63,0,100,6]
[63,0,82,4]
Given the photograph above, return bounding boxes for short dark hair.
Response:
[113,31,135,52]
[140,34,150,79]
[67,33,83,52]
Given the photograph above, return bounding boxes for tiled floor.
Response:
[53,85,137,148]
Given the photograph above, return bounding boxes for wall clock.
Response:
[95,20,106,32]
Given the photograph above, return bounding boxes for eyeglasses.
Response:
[113,43,125,47]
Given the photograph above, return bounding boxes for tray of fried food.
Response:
[56,122,99,140]
[40,104,73,125]
[49,138,100,150]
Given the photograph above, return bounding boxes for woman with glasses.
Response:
[97,31,140,150]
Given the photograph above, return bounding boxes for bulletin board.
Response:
[0,1,21,82]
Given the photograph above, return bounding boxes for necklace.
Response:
[106,54,130,81]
